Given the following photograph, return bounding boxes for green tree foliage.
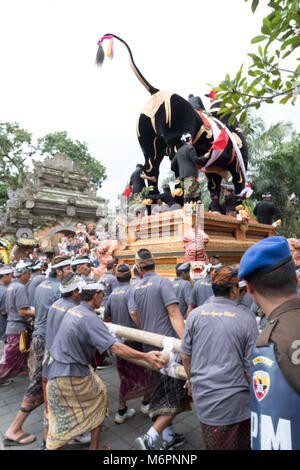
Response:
[213,0,300,124]
[241,114,300,237]
[0,122,34,207]
[36,131,107,189]
[0,124,107,208]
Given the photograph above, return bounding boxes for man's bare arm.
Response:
[166,303,185,339]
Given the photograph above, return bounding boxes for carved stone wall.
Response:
[0,153,107,251]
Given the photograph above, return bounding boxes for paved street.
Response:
[0,356,203,451]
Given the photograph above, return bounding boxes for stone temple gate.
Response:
[0,153,107,254]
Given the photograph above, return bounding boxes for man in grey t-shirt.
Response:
[172,262,192,319]
[132,249,187,451]
[0,264,13,343]
[186,273,213,317]
[0,261,35,396]
[181,265,258,450]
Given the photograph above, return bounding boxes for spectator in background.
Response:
[253,193,277,225]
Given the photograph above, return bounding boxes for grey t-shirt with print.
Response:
[130,272,178,352]
[47,301,115,378]
[5,280,31,335]
[172,277,192,318]
[181,295,259,426]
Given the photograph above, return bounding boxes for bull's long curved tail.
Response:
[96,33,159,96]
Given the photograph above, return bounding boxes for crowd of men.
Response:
[0,236,299,451]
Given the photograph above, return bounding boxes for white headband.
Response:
[59,277,82,294]
[71,258,91,267]
[0,266,13,275]
[52,259,72,269]
[79,281,105,293]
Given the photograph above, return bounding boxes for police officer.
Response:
[253,193,277,225]
[172,263,193,319]
[239,236,300,450]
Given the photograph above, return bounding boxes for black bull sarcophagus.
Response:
[96,34,250,204]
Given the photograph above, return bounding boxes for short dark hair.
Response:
[212,284,232,298]
[116,264,131,283]
[246,258,297,297]
[61,291,74,298]
[175,263,183,277]
[79,290,98,302]
[107,256,118,270]
[137,248,155,271]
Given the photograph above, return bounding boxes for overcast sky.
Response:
[1,0,299,208]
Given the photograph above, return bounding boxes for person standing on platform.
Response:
[172,263,193,319]
[253,193,277,225]
[0,261,34,392]
[171,133,203,204]
[0,264,13,344]
[132,249,188,451]
[181,265,259,451]
[129,163,146,204]
[45,279,164,451]
[238,236,300,450]
[104,264,153,424]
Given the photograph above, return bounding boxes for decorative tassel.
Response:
[106,37,113,59]
[95,35,114,66]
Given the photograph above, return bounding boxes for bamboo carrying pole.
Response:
[104,322,187,380]
[104,322,182,352]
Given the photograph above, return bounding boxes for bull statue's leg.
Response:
[228,159,246,199]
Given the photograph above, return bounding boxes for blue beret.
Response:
[238,236,292,280]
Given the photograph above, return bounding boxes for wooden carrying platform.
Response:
[115,209,277,277]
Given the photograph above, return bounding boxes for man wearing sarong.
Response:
[130,264,142,287]
[181,265,259,450]
[132,249,188,451]
[0,264,13,345]
[27,260,45,306]
[172,263,193,319]
[42,273,82,449]
[3,256,72,447]
[45,279,164,451]
[0,261,34,381]
[104,264,152,424]
[0,261,35,445]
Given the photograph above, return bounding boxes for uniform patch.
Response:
[253,370,270,402]
[252,356,274,368]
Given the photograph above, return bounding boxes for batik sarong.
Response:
[0,334,29,380]
[116,357,152,402]
[20,335,45,412]
[183,176,201,200]
[200,419,251,450]
[46,370,108,450]
[148,370,187,420]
